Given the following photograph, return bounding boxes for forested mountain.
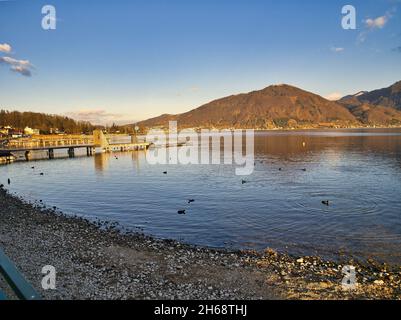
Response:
[338,81,401,126]
[138,84,359,129]
[341,81,401,110]
[138,82,401,130]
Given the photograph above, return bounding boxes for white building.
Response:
[24,126,40,135]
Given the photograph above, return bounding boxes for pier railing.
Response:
[4,134,93,150]
[0,132,150,158]
[0,249,41,300]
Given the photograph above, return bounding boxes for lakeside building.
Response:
[49,128,66,135]
[24,127,40,135]
[0,126,13,135]
[10,131,23,138]
[0,126,23,138]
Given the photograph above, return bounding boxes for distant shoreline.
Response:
[253,126,401,131]
[140,125,401,133]
[1,186,400,300]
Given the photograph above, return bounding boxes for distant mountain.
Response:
[341,91,368,100]
[341,81,401,110]
[339,81,401,126]
[341,102,401,125]
[138,84,360,130]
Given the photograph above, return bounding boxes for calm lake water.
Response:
[1,129,401,265]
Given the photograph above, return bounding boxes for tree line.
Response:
[0,109,98,134]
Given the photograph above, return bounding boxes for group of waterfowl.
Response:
[0,178,11,188]
[242,166,330,206]
[161,170,197,215]
[3,167,45,187]
[2,154,331,220]
[177,199,195,215]
[31,166,44,175]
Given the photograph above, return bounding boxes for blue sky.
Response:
[0,0,400,124]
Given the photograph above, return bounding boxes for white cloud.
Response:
[325,92,343,101]
[0,56,31,66]
[331,47,345,53]
[189,86,200,92]
[358,9,395,44]
[66,109,130,125]
[10,65,32,76]
[0,43,12,53]
[365,15,388,29]
[0,56,33,77]
[357,32,368,44]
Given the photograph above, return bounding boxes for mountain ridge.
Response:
[340,81,401,110]
[137,82,401,130]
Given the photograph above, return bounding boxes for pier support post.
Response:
[25,151,31,161]
[86,147,93,156]
[48,149,54,159]
[68,148,75,158]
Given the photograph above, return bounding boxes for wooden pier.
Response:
[0,130,149,161]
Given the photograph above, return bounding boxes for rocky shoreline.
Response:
[0,186,400,300]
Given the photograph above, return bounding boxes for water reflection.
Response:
[94,153,109,172]
[94,150,145,173]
